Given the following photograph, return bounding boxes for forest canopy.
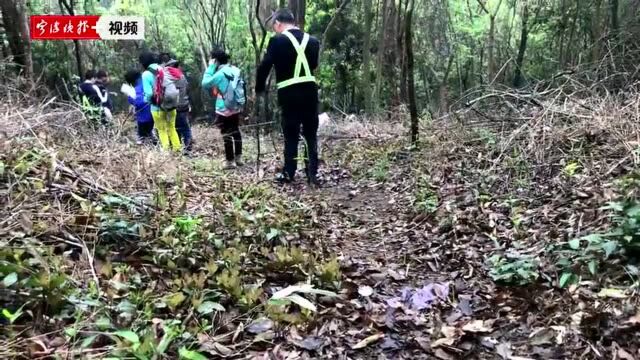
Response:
[2,0,638,116]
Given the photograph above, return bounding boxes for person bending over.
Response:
[78,70,106,125]
[95,70,113,123]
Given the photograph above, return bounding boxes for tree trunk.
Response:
[288,0,305,30]
[406,0,418,144]
[0,28,8,59]
[260,0,274,23]
[487,17,496,81]
[557,0,567,66]
[374,0,389,108]
[421,67,430,108]
[17,0,32,79]
[609,0,619,35]
[1,0,32,78]
[513,4,529,87]
[476,0,503,83]
[1,3,20,62]
[591,0,602,61]
[566,0,580,66]
[59,0,83,78]
[73,40,84,78]
[438,54,454,114]
[361,0,373,113]
[397,0,407,103]
[338,63,348,108]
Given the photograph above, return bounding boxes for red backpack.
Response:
[149,66,183,110]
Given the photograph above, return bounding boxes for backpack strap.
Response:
[276,31,316,89]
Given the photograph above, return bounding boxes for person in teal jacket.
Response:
[202,49,243,169]
[139,52,181,152]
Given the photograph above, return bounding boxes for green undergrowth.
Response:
[552,172,640,288]
[486,193,640,290]
[334,139,406,183]
[334,128,640,293]
[485,173,640,290]
[1,144,340,359]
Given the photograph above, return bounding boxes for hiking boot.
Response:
[308,176,320,189]
[235,156,244,167]
[182,150,193,158]
[274,172,292,184]
[224,161,237,170]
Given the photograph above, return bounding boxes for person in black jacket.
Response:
[256,8,320,186]
[78,70,106,125]
[96,70,113,123]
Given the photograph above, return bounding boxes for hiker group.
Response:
[78,9,320,185]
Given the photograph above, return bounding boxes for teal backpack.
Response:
[222,66,246,112]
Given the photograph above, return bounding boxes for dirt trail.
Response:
[286,164,481,358]
[283,127,640,359]
[281,149,566,358]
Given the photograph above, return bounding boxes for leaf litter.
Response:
[2,79,640,359]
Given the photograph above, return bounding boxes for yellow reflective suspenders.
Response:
[276,31,316,89]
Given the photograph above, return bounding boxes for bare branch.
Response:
[321,0,351,52]
[475,0,489,15]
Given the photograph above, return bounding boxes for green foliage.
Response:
[349,144,402,183]
[179,347,208,360]
[563,161,581,177]
[220,183,309,242]
[2,305,25,325]
[473,128,497,147]
[370,156,390,182]
[316,257,342,288]
[487,254,540,285]
[1,140,344,358]
[504,148,531,189]
[414,175,439,214]
[556,184,640,284]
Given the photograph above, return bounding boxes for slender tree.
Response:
[591,0,603,61]
[476,0,503,82]
[513,3,529,87]
[374,0,389,108]
[59,0,83,78]
[609,0,619,35]
[288,0,305,30]
[406,0,418,144]
[361,0,374,113]
[0,0,33,79]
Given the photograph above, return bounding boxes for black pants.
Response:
[137,121,155,143]
[219,113,242,161]
[281,105,319,180]
[175,110,193,151]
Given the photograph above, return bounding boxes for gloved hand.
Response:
[120,83,136,98]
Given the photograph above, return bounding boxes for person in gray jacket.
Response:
[160,52,193,153]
